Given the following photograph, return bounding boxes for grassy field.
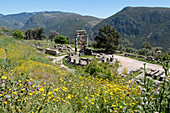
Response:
[0,35,169,112]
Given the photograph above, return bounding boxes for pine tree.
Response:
[93,24,120,51]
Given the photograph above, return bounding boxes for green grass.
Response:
[124,71,142,81]
[114,60,120,69]
[62,57,75,69]
[79,55,95,58]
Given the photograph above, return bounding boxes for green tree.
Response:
[34,27,45,40]
[24,27,45,40]
[124,38,133,47]
[93,24,120,51]
[49,30,58,41]
[25,29,33,40]
[54,35,68,44]
[12,30,24,40]
[142,41,151,49]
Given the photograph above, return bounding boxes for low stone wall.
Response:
[66,56,90,68]
[115,51,161,64]
[45,48,59,56]
[65,53,116,68]
[93,50,115,54]
[65,55,91,68]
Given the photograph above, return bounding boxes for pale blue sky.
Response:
[0,0,170,18]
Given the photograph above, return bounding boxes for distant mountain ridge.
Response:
[0,11,61,29]
[0,7,169,50]
[93,7,170,51]
[0,11,102,40]
[21,12,102,40]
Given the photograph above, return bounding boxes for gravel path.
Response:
[114,55,164,73]
[47,55,75,72]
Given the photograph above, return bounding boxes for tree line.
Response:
[12,27,68,44]
[12,25,170,56]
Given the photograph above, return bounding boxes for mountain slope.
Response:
[93,7,170,51]
[22,12,102,40]
[0,12,37,29]
[0,14,4,17]
[0,18,14,28]
[0,26,13,35]
[0,12,60,29]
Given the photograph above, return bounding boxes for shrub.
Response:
[54,35,68,44]
[138,63,170,112]
[12,30,24,40]
[84,59,118,80]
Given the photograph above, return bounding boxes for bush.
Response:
[12,30,24,40]
[24,27,45,40]
[54,35,68,44]
[84,59,118,80]
[139,48,150,56]
[138,63,170,112]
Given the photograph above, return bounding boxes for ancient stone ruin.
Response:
[74,30,89,55]
[45,48,59,56]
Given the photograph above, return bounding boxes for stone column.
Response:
[79,35,82,49]
[75,35,78,55]
[85,35,88,49]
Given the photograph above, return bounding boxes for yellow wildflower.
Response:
[13,92,17,95]
[84,105,88,108]
[68,95,71,99]
[4,101,7,104]
[112,104,116,107]
[39,87,44,92]
[17,99,21,102]
[29,93,33,96]
[1,76,7,79]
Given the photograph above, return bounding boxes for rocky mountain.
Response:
[0,11,102,41]
[0,12,59,29]
[21,12,102,40]
[93,7,170,51]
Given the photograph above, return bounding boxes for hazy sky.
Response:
[0,0,170,18]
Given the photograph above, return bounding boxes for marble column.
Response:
[79,35,82,49]
[75,35,78,55]
[85,35,88,49]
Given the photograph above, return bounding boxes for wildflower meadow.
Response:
[0,35,169,112]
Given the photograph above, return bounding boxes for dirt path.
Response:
[114,55,164,73]
[47,55,75,72]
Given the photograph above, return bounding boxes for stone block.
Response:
[45,48,59,55]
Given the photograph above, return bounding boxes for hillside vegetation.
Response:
[0,35,140,112]
[0,26,13,36]
[0,34,169,112]
[21,12,102,41]
[0,12,52,29]
[94,7,170,51]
